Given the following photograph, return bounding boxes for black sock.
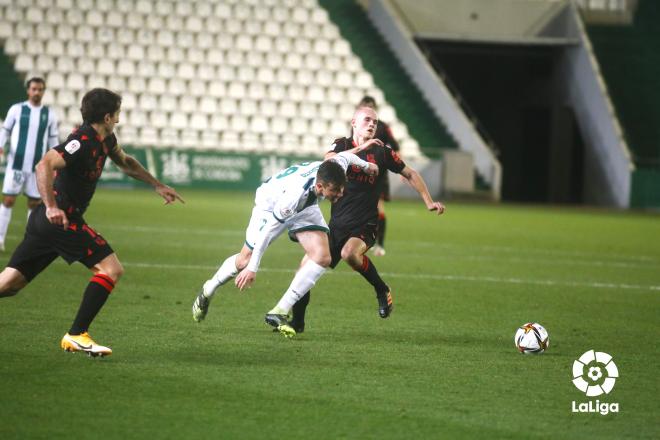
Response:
[377,215,386,247]
[291,290,310,325]
[69,274,115,335]
[357,256,389,295]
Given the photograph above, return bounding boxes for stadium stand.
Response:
[0,0,425,159]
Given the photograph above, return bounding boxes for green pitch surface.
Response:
[1,189,658,439]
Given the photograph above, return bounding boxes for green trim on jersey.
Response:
[287,225,330,243]
[32,106,49,171]
[13,105,31,170]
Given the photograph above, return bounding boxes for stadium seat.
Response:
[87,74,107,89]
[189,79,208,98]
[167,78,186,96]
[117,59,136,77]
[211,114,229,131]
[179,95,198,114]
[149,111,168,129]
[201,131,220,149]
[35,55,55,73]
[14,54,33,73]
[158,95,177,113]
[121,92,137,111]
[0,22,13,40]
[146,77,166,95]
[4,37,23,56]
[138,94,157,112]
[106,10,123,27]
[247,82,266,101]
[56,89,76,107]
[86,9,104,27]
[139,126,159,146]
[125,72,146,95]
[77,58,96,75]
[47,71,65,89]
[136,61,156,79]
[190,114,208,131]
[271,116,289,135]
[108,76,126,92]
[250,115,270,134]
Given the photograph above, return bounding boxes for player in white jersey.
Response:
[192,151,378,337]
[0,77,59,251]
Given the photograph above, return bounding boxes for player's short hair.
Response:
[26,77,45,89]
[317,160,346,189]
[80,88,122,124]
[358,95,377,109]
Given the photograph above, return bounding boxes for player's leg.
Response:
[25,172,41,221]
[0,195,17,252]
[61,253,120,357]
[373,198,387,256]
[342,236,393,318]
[290,227,343,332]
[51,220,116,356]
[0,267,29,297]
[192,244,252,322]
[266,230,330,337]
[26,198,40,220]
[0,169,24,251]
[1,217,59,296]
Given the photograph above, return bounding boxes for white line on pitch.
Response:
[122,261,660,292]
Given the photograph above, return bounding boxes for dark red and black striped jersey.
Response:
[52,124,118,217]
[329,136,406,228]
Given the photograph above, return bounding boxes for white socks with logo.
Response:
[202,254,239,298]
[275,260,326,314]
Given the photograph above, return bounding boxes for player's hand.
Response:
[364,163,379,176]
[428,201,445,215]
[358,138,384,152]
[45,206,69,230]
[235,269,256,291]
[155,184,185,205]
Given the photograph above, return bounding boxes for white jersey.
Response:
[255,152,369,222]
[0,101,59,172]
[246,152,371,272]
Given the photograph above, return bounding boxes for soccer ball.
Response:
[514,322,549,354]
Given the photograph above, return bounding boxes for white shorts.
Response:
[244,204,329,250]
[2,169,40,199]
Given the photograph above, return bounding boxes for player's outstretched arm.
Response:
[400,165,445,215]
[36,150,69,229]
[110,145,185,204]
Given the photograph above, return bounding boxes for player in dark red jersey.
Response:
[355,96,400,256]
[289,105,444,332]
[0,88,183,356]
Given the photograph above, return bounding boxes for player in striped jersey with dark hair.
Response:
[0,77,59,251]
[0,88,183,356]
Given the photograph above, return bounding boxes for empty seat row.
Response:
[5,40,358,74]
[2,20,340,49]
[2,6,335,37]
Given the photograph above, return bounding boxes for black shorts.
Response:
[328,220,378,268]
[7,204,114,281]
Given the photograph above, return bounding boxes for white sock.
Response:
[0,205,12,243]
[275,260,326,313]
[202,254,239,298]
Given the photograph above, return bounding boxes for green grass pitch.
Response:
[0,188,658,439]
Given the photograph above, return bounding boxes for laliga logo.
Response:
[571,350,619,415]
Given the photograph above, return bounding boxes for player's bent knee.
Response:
[310,252,331,268]
[0,276,27,297]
